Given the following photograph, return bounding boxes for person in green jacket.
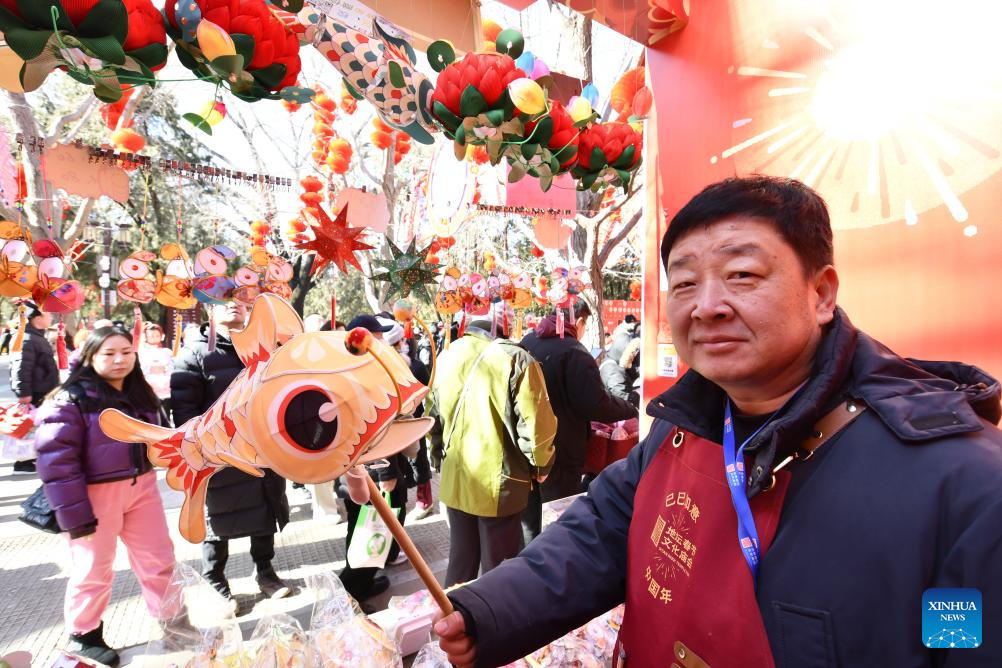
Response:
[430,301,557,586]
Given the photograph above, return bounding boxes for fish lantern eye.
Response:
[280,387,340,452]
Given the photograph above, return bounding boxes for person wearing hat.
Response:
[335,313,404,604]
[429,301,557,586]
[10,304,59,474]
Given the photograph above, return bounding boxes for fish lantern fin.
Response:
[231,293,304,367]
[98,408,216,543]
[357,417,435,464]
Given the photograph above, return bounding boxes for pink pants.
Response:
[63,472,178,634]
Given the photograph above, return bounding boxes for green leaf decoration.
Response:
[231,33,256,67]
[76,0,128,42]
[508,162,527,183]
[613,145,636,169]
[65,69,91,85]
[548,155,560,173]
[126,43,168,70]
[495,29,524,59]
[427,40,456,72]
[432,100,460,131]
[0,5,30,33]
[616,169,632,189]
[520,142,537,161]
[175,46,200,71]
[554,144,577,165]
[79,34,126,65]
[532,116,554,147]
[279,86,315,103]
[93,76,124,103]
[487,137,503,163]
[4,27,53,61]
[209,54,245,77]
[538,172,553,192]
[484,108,505,127]
[453,137,467,161]
[183,112,214,135]
[580,172,599,191]
[388,60,405,88]
[590,146,607,170]
[252,62,286,89]
[458,84,487,118]
[17,0,64,30]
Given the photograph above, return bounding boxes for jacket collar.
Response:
[646,308,1001,496]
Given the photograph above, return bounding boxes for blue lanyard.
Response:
[722,399,777,582]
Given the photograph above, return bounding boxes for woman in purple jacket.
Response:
[35,326,178,666]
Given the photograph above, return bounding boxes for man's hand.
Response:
[17,396,32,405]
[434,611,476,667]
[379,479,397,493]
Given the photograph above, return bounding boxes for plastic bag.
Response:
[346,492,400,569]
[249,614,307,668]
[305,572,401,668]
[386,590,437,618]
[525,634,604,667]
[410,642,450,668]
[136,563,244,668]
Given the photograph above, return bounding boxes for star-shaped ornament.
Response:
[294,204,374,275]
[370,239,443,299]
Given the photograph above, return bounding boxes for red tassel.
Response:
[132,306,143,348]
[404,320,413,339]
[557,309,565,339]
[56,321,68,370]
[457,312,467,339]
[331,291,337,324]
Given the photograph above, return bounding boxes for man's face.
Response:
[665,218,838,401]
[32,313,52,329]
[215,302,248,328]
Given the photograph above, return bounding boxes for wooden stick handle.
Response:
[364,476,454,616]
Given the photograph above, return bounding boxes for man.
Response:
[430,302,557,586]
[335,313,404,603]
[171,302,292,608]
[521,301,636,502]
[10,304,58,473]
[435,176,1002,667]
[600,318,641,407]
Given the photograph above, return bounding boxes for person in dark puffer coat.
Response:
[171,302,291,606]
[600,320,640,408]
[35,326,178,666]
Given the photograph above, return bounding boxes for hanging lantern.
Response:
[197,100,227,127]
[111,128,146,153]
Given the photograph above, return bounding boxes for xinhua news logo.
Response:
[923,589,982,649]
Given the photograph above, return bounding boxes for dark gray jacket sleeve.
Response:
[567,347,637,423]
[447,422,670,666]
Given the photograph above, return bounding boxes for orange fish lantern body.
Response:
[117,250,157,303]
[98,294,433,543]
[435,267,463,315]
[0,256,36,298]
[155,243,196,309]
[510,269,533,310]
[231,265,262,306]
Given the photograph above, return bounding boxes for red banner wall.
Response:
[641,0,1002,427]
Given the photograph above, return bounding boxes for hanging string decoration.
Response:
[0,0,168,100]
[370,238,442,300]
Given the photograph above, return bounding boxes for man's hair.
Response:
[574,300,592,320]
[660,176,834,276]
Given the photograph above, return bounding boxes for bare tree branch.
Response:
[46,96,97,147]
[598,209,642,267]
[63,197,94,241]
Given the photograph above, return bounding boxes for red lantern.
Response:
[300,191,324,207]
[371,131,393,150]
[572,122,643,190]
[530,244,544,258]
[110,128,146,153]
[300,175,324,193]
[523,100,580,171]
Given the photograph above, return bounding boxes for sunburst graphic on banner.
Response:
[711,0,1002,234]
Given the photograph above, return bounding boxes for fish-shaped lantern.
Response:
[99,293,434,543]
[117,250,157,304]
[510,269,533,310]
[0,225,36,298]
[31,240,84,313]
[231,265,263,307]
[435,267,463,315]
[155,243,196,309]
[252,248,294,301]
[463,272,490,316]
[192,245,238,305]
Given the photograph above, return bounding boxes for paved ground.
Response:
[0,356,451,665]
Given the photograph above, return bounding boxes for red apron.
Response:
[615,427,791,667]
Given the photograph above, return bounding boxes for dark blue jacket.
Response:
[449,309,1002,667]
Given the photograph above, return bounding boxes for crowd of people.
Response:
[4,280,640,665]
